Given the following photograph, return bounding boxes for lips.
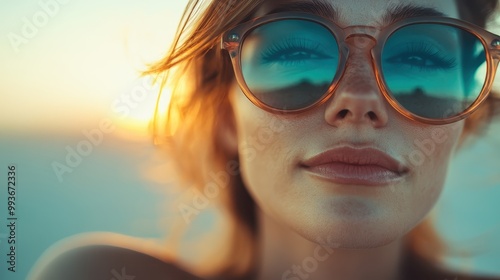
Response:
[300,147,409,186]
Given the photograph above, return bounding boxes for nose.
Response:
[324,39,389,128]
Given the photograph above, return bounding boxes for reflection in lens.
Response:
[241,19,339,110]
[382,23,486,119]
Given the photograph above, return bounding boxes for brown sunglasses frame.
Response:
[221,12,500,125]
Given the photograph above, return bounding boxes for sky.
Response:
[0,0,188,134]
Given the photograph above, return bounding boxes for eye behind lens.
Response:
[241,19,340,110]
[381,23,487,119]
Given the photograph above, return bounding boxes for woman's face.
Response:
[228,0,464,248]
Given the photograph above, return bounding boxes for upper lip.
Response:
[300,146,409,174]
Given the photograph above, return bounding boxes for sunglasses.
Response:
[221,12,500,124]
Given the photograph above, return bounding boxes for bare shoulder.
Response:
[28,232,203,280]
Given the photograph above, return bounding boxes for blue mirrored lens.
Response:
[241,19,339,110]
[382,23,487,119]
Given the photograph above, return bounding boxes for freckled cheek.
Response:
[240,132,292,174]
[408,124,463,201]
[230,87,298,196]
[237,120,304,204]
[426,125,462,172]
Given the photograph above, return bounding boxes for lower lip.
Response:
[303,163,405,186]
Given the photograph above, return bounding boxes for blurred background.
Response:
[0,1,499,279]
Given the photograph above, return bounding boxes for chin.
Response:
[288,200,411,249]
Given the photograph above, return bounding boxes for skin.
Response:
[226,0,464,279]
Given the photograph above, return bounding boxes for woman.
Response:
[31,0,500,279]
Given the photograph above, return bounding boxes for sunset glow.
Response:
[0,0,188,133]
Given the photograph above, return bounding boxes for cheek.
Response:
[229,85,308,214]
[231,87,288,166]
[403,122,464,217]
[237,120,289,197]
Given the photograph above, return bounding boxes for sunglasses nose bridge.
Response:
[343,25,380,40]
[341,26,380,54]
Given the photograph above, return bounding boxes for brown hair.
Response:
[146,0,499,278]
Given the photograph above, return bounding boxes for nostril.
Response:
[338,109,349,119]
[367,111,377,121]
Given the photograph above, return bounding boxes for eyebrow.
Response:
[266,0,448,25]
[384,4,447,24]
[266,0,339,20]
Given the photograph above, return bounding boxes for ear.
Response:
[216,102,239,156]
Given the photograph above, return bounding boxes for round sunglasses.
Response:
[221,12,500,124]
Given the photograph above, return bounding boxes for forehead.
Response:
[259,0,459,26]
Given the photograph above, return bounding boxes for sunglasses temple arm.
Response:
[491,49,500,60]
[489,36,500,59]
